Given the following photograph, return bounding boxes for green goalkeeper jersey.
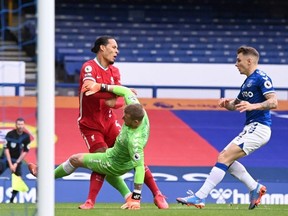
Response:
[83,86,149,184]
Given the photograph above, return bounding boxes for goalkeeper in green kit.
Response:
[29,82,150,210]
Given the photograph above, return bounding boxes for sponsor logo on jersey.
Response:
[241,91,253,98]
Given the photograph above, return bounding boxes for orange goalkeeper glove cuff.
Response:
[120,192,141,210]
[81,80,109,96]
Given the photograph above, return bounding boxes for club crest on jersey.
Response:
[264,80,272,89]
[246,80,253,88]
[84,65,92,73]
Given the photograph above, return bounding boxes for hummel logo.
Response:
[210,188,233,204]
[96,76,101,79]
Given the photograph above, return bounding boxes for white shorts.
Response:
[224,122,271,155]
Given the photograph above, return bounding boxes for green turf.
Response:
[0,203,287,216]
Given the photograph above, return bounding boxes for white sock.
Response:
[195,166,226,199]
[62,159,76,174]
[228,161,257,191]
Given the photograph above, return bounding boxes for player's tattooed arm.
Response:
[235,93,278,112]
[260,92,278,110]
[219,98,239,111]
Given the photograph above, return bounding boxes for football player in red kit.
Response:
[77,35,168,209]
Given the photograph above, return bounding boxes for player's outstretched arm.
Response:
[81,80,117,99]
[82,83,138,105]
[235,92,278,112]
[218,98,240,111]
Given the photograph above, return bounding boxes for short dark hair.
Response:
[91,35,115,53]
[237,46,259,59]
[16,117,25,123]
[124,104,145,121]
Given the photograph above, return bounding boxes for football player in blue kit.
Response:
[176,46,278,210]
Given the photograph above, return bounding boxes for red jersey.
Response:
[78,58,121,131]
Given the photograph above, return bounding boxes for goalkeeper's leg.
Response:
[54,159,76,178]
[106,175,141,210]
[28,159,76,179]
[105,175,131,199]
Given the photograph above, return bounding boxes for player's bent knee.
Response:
[69,153,84,168]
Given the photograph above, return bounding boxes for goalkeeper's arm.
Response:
[121,165,144,210]
[131,164,144,201]
[81,80,117,99]
[82,83,139,106]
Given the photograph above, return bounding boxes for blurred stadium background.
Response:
[0,0,288,206]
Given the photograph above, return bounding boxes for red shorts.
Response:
[79,119,121,153]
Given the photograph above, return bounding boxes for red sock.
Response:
[144,165,160,197]
[87,172,105,203]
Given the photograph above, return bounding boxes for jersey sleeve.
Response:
[260,76,275,95]
[80,61,96,82]
[134,164,145,184]
[256,70,275,95]
[3,136,8,148]
[111,86,139,105]
[23,133,31,152]
[236,93,243,101]
[4,132,12,149]
[127,137,145,184]
[80,61,117,99]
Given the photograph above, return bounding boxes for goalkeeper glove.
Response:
[120,192,141,210]
[81,80,101,96]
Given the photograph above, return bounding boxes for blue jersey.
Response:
[237,69,275,127]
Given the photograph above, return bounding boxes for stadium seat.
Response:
[54,0,288,78]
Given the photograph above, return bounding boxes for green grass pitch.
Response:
[0,203,288,216]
